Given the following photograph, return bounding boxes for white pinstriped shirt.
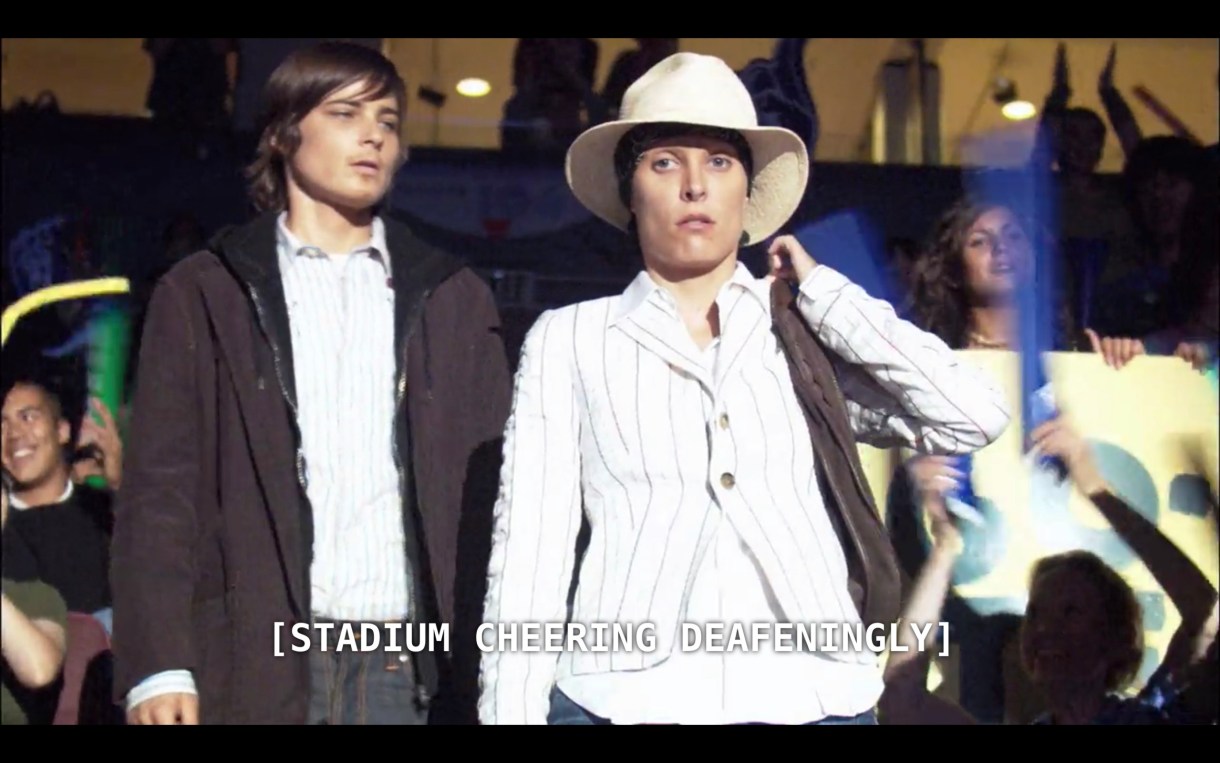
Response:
[275,214,410,623]
[126,214,407,710]
[478,262,1010,725]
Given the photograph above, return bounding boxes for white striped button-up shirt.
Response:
[276,214,410,623]
[126,215,409,711]
[478,262,1010,725]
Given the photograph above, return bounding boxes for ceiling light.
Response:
[1001,100,1036,120]
[991,76,1035,121]
[456,78,491,98]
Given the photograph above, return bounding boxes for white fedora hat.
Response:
[565,52,809,246]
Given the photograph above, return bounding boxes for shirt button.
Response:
[718,413,730,430]
[720,473,735,489]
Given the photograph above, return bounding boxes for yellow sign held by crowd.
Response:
[859,350,1219,686]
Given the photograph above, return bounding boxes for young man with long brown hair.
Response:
[111,41,512,725]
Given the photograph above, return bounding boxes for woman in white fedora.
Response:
[477,52,1010,725]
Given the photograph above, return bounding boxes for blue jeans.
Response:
[92,607,113,637]
[306,620,428,725]
[802,710,878,725]
[547,688,612,725]
[546,687,877,725]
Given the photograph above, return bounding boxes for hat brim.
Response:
[565,118,810,246]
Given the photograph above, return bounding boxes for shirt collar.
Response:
[9,478,73,510]
[611,262,773,326]
[275,212,390,277]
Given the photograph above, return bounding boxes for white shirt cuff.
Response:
[126,670,197,712]
[797,263,849,299]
